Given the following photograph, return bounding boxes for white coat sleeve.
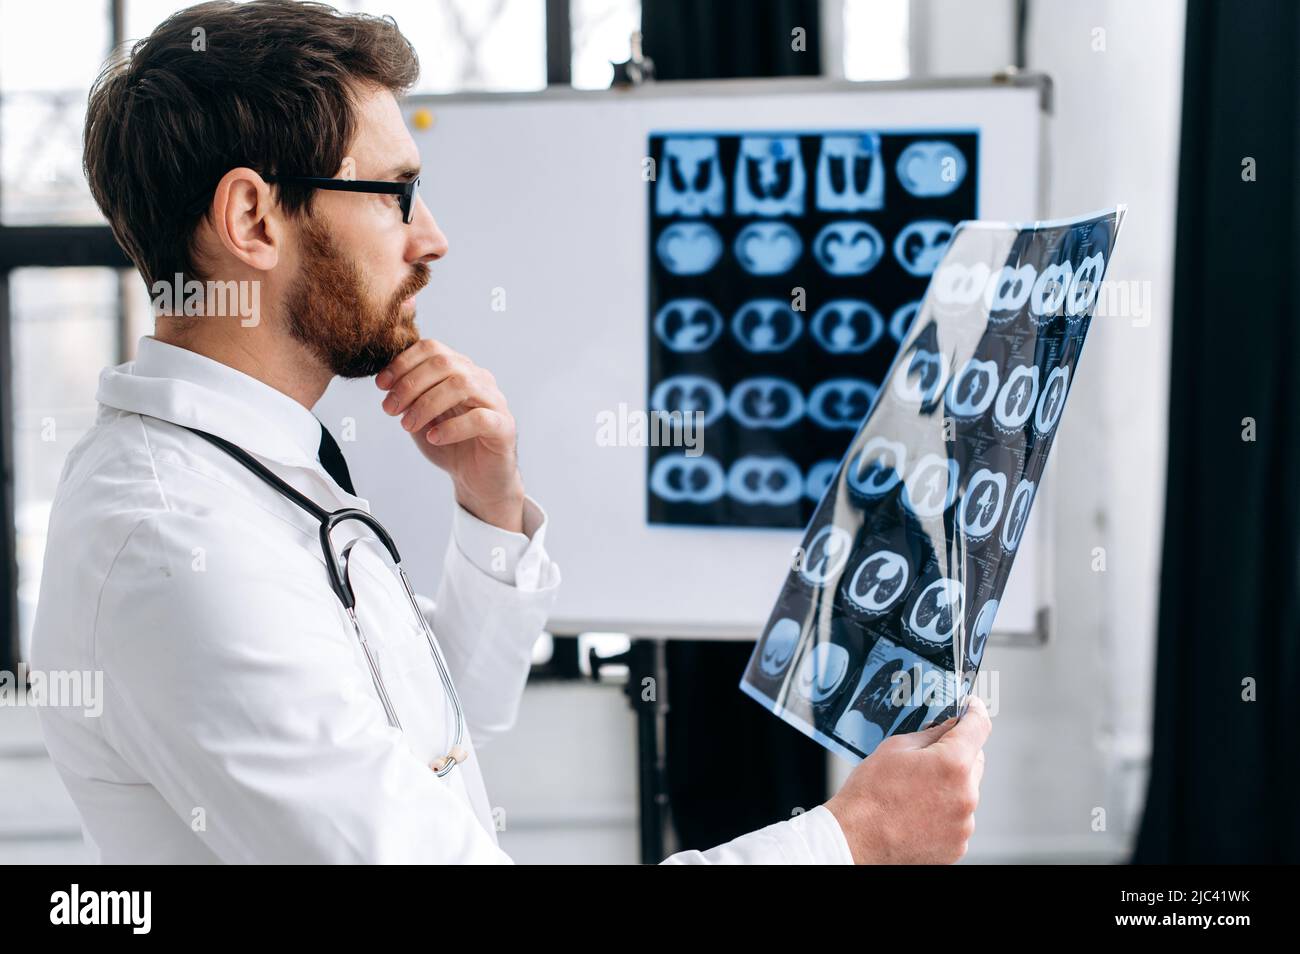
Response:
[95,511,515,864]
[658,805,856,864]
[414,494,561,748]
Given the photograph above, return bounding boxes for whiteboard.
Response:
[318,76,1050,640]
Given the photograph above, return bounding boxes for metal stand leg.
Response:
[633,639,672,863]
[588,636,674,863]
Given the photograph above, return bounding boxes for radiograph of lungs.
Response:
[647,130,979,528]
[741,208,1126,762]
[833,641,955,756]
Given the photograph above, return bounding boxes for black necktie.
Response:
[317,421,356,495]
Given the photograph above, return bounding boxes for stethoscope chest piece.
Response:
[430,746,469,772]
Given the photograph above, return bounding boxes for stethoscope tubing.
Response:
[176,422,466,777]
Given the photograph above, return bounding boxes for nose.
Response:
[408,193,449,265]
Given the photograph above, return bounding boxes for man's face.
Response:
[283,86,448,378]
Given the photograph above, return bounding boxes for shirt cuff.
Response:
[451,493,552,591]
[787,805,857,864]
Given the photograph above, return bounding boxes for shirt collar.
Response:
[96,335,324,469]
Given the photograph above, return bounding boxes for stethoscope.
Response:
[181,424,468,776]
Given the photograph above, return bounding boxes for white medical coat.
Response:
[31,335,852,865]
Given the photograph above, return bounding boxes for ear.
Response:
[209,167,279,271]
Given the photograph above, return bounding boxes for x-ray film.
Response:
[740,207,1127,762]
[647,130,979,528]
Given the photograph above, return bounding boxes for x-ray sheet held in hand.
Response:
[740,206,1127,763]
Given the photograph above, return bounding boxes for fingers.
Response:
[381,349,463,417]
[377,340,507,436]
[895,714,958,750]
[972,748,986,787]
[398,372,473,433]
[375,338,452,391]
[931,694,992,764]
[426,406,511,446]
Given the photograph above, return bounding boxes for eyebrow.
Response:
[378,165,421,180]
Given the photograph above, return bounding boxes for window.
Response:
[340,0,547,93]
[9,268,122,661]
[842,0,910,81]
[570,0,640,90]
[0,0,110,224]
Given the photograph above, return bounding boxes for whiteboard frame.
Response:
[384,73,1054,643]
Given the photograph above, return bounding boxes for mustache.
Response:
[394,264,430,305]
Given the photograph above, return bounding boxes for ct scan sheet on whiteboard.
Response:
[646,130,978,529]
[739,206,1126,763]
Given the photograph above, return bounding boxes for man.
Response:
[31,0,989,864]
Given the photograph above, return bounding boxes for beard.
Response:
[283,216,428,378]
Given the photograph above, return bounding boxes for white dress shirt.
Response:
[30,335,852,864]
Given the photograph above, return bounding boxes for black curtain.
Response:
[642,0,821,82]
[1134,0,1300,863]
[640,0,827,853]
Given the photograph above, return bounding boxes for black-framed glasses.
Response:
[265,174,421,224]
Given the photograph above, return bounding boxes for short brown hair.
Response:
[83,0,419,288]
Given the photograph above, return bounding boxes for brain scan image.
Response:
[742,208,1125,762]
[649,454,726,504]
[758,617,802,678]
[993,364,1041,433]
[727,455,804,507]
[653,298,724,352]
[656,222,724,275]
[810,300,884,355]
[895,140,968,198]
[1035,365,1070,434]
[795,642,851,703]
[807,378,879,430]
[902,454,960,519]
[734,221,803,275]
[894,220,954,277]
[1067,252,1106,317]
[967,599,998,668]
[1001,478,1036,552]
[1030,261,1073,322]
[728,377,804,429]
[945,356,1000,419]
[657,137,725,216]
[815,134,884,211]
[932,261,992,315]
[731,299,803,353]
[891,342,950,406]
[958,468,1008,542]
[813,220,886,276]
[846,436,907,499]
[648,130,978,530]
[907,577,965,650]
[985,263,1036,322]
[844,550,911,616]
[735,136,806,216]
[799,525,854,587]
[650,374,727,428]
